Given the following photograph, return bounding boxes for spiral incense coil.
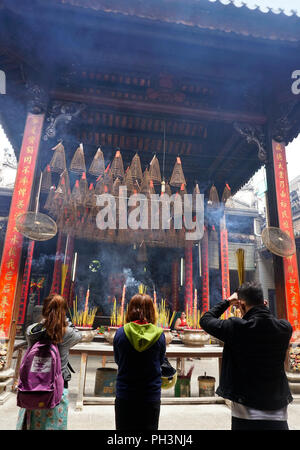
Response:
[50,142,66,173]
[70,143,86,174]
[88,147,105,177]
[110,149,125,180]
[130,153,143,182]
[169,156,186,187]
[41,164,52,192]
[149,154,162,184]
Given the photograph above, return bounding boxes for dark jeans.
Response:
[115,397,160,430]
[232,416,289,430]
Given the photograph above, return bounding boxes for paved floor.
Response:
[1,353,300,430]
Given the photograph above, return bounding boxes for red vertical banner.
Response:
[17,240,35,325]
[171,260,179,312]
[0,113,44,338]
[184,244,193,316]
[272,140,300,331]
[220,216,230,318]
[201,227,209,313]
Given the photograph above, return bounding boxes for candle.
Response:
[120,284,126,324]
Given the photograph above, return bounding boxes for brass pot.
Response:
[104,326,120,344]
[76,327,97,342]
[163,328,173,346]
[180,328,210,347]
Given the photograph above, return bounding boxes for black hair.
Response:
[237,281,264,307]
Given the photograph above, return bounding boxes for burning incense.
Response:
[193,289,197,329]
[84,285,90,312]
[120,284,126,321]
[153,290,157,307]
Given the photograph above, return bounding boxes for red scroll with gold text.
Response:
[201,227,209,313]
[184,245,193,316]
[0,113,44,338]
[272,141,300,331]
[220,216,230,318]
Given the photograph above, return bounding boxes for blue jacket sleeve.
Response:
[200,300,233,342]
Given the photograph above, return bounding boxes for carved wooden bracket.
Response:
[233,122,267,162]
[26,82,48,115]
[43,102,86,141]
[271,99,298,144]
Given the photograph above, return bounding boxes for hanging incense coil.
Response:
[85,183,96,208]
[44,185,56,210]
[103,167,113,193]
[70,143,86,174]
[59,169,71,199]
[208,184,219,207]
[79,172,88,205]
[110,149,125,180]
[94,175,104,195]
[149,155,161,184]
[141,168,150,194]
[41,165,52,192]
[88,147,105,177]
[169,156,186,187]
[221,183,231,205]
[179,183,187,198]
[50,142,66,173]
[112,177,122,198]
[71,179,82,206]
[125,166,134,195]
[130,153,143,182]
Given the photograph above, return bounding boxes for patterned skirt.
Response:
[16,388,69,430]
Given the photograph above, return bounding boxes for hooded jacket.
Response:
[200,300,293,410]
[113,322,166,402]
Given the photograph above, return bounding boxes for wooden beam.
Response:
[51,90,267,125]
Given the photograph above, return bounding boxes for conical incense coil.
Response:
[208,184,219,207]
[59,169,71,198]
[169,156,186,187]
[112,177,122,198]
[149,155,161,184]
[125,166,134,195]
[41,164,52,192]
[110,149,125,180]
[85,183,96,208]
[50,142,66,174]
[221,183,231,205]
[79,172,88,205]
[70,143,86,174]
[44,185,56,210]
[140,168,150,195]
[88,147,105,177]
[95,176,105,195]
[71,179,82,206]
[103,167,113,193]
[130,153,143,182]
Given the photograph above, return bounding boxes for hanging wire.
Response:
[162,119,166,180]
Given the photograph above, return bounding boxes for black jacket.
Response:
[200,300,293,410]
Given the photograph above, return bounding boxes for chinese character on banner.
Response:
[0,113,44,338]
[220,218,230,319]
[272,140,300,332]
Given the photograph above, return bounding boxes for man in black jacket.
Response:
[200,281,293,430]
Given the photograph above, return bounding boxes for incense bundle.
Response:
[88,147,105,177]
[236,248,245,285]
[169,156,186,187]
[50,142,66,173]
[70,143,86,173]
